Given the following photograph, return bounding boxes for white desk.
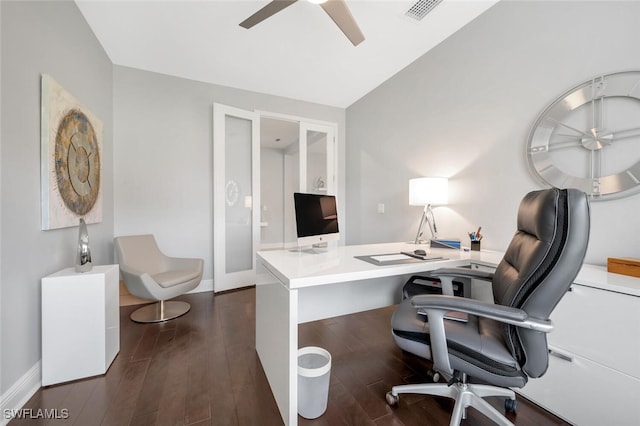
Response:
[255,242,503,425]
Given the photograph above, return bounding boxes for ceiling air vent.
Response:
[404,0,445,21]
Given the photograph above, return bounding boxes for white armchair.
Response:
[114,234,204,323]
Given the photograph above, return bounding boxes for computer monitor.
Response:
[293,192,340,248]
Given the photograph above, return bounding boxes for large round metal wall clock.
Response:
[527,71,640,201]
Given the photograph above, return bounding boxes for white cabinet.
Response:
[470,261,640,425]
[521,343,639,426]
[41,265,120,386]
[517,277,640,426]
[549,284,640,378]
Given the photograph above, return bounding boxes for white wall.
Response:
[345,0,640,265]
[0,0,113,396]
[284,150,301,245]
[260,148,285,248]
[0,0,4,399]
[113,66,346,281]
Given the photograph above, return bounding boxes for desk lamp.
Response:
[409,177,448,245]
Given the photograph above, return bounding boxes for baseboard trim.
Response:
[0,361,41,426]
[214,284,255,295]
[187,278,213,294]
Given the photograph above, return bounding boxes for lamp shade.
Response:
[409,177,448,206]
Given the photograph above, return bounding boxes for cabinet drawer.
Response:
[517,346,640,426]
[549,284,640,378]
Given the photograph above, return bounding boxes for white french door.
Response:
[213,103,260,292]
[299,122,336,195]
[279,120,337,248]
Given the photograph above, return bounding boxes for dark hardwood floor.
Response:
[13,289,568,425]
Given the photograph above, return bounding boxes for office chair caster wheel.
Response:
[386,391,399,406]
[505,398,517,413]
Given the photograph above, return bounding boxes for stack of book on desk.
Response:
[430,239,461,249]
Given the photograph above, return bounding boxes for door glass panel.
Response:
[283,144,300,246]
[306,130,328,194]
[259,117,299,250]
[225,115,252,273]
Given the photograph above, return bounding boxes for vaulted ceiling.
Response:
[76,0,499,108]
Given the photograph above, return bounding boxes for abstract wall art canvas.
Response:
[41,74,103,230]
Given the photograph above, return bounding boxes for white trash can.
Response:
[297,346,332,419]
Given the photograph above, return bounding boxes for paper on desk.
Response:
[370,253,413,262]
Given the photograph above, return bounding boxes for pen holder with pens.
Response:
[469,227,482,251]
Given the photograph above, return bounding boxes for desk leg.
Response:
[256,264,298,426]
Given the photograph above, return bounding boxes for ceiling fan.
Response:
[240,0,365,46]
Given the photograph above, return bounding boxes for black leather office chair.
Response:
[387,188,590,426]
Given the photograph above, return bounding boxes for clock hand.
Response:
[547,138,582,151]
[590,83,604,134]
[546,117,592,138]
[611,126,640,142]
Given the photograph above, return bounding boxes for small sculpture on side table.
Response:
[76,218,92,273]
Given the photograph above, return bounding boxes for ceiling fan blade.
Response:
[240,0,298,29]
[320,0,365,46]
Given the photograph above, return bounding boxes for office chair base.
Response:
[387,382,516,426]
[130,300,191,323]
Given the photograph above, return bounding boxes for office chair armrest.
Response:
[427,267,494,282]
[410,294,553,376]
[411,294,553,332]
[419,267,493,295]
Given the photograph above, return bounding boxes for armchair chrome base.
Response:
[130,300,191,323]
[387,381,517,426]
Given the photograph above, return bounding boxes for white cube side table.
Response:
[41,264,120,386]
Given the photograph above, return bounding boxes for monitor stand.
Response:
[291,242,328,254]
